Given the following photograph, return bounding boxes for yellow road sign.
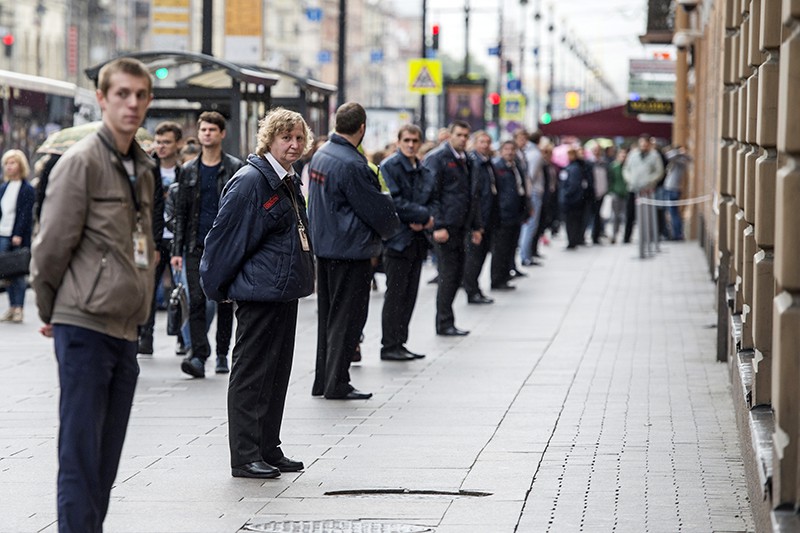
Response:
[500,94,525,122]
[408,59,443,95]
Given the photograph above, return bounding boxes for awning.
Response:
[540,105,673,140]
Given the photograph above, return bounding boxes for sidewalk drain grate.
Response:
[324,488,492,497]
[242,520,433,532]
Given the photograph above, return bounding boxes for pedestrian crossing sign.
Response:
[408,59,443,95]
[500,94,525,121]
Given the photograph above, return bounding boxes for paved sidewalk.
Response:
[0,238,753,532]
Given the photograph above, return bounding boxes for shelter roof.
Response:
[540,105,672,140]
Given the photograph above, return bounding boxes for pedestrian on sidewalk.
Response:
[308,102,401,400]
[423,120,481,336]
[171,111,244,377]
[379,124,437,362]
[30,57,156,532]
[491,140,529,290]
[201,108,315,479]
[621,134,664,243]
[0,149,34,323]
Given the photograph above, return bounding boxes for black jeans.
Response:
[624,192,637,243]
[381,236,427,351]
[313,258,372,398]
[141,240,172,339]
[184,248,211,360]
[54,325,138,533]
[564,205,585,248]
[463,227,492,297]
[228,300,297,467]
[491,224,519,286]
[435,227,466,331]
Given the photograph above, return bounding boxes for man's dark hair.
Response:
[335,102,367,135]
[397,124,423,141]
[448,120,470,133]
[197,111,226,132]
[155,121,183,141]
[529,130,542,144]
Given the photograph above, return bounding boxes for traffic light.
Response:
[540,112,552,125]
[505,60,514,80]
[432,24,440,50]
[155,67,169,80]
[488,92,501,106]
[2,34,13,58]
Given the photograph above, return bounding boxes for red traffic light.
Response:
[432,24,440,35]
[489,92,501,106]
[2,34,13,47]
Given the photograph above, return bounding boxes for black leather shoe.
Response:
[231,461,280,479]
[328,389,373,400]
[437,326,469,336]
[381,348,415,361]
[268,456,304,472]
[467,294,494,304]
[181,356,205,378]
[402,346,426,359]
[510,268,527,278]
[491,283,516,291]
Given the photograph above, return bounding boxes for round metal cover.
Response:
[243,520,433,533]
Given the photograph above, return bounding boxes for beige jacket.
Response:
[31,124,156,341]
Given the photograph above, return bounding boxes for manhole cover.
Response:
[243,520,433,533]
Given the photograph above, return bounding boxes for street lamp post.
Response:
[420,0,427,138]
[337,0,347,108]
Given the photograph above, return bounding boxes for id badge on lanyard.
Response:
[132,217,149,269]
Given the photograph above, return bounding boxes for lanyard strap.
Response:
[98,133,141,214]
[282,178,303,226]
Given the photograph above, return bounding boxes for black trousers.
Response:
[228,300,297,467]
[381,236,427,351]
[141,240,171,338]
[313,258,372,398]
[463,227,492,297]
[491,224,519,286]
[54,325,138,533]
[435,227,466,331]
[591,194,606,243]
[624,192,637,243]
[184,248,233,360]
[564,206,585,248]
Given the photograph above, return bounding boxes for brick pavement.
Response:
[0,238,754,532]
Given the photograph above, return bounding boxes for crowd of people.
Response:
[0,57,693,530]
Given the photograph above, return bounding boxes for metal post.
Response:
[202,0,212,56]
[650,192,660,254]
[463,0,470,77]
[337,0,347,107]
[638,192,647,259]
[420,0,427,139]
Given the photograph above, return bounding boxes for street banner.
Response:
[225,0,263,62]
[408,59,443,95]
[151,0,191,51]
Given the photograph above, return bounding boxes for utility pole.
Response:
[202,0,212,55]
[420,0,427,139]
[337,0,346,108]
[463,0,470,77]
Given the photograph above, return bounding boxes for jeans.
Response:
[0,236,26,307]
[172,262,214,349]
[664,189,683,240]
[518,192,543,262]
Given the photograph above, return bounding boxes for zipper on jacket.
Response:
[85,252,108,305]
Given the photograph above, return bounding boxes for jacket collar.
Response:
[393,149,419,172]
[329,133,366,161]
[246,154,283,189]
[96,123,156,176]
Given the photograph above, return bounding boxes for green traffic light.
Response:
[540,112,552,125]
[155,67,169,80]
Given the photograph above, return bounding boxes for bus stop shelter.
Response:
[86,52,337,156]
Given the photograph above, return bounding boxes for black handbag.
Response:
[166,281,188,336]
[0,247,31,279]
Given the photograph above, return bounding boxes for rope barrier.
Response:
[636,194,713,207]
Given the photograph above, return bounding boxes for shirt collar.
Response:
[447,142,465,160]
[264,152,296,180]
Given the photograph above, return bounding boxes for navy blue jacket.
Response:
[200,154,314,303]
[0,179,35,248]
[307,134,401,260]
[380,150,438,252]
[558,160,588,210]
[423,142,479,232]
[491,157,528,227]
[468,150,495,231]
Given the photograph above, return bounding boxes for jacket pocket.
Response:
[77,247,145,318]
[84,251,108,306]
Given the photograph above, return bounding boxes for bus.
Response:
[0,69,100,160]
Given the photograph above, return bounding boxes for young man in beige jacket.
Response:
[31,57,156,532]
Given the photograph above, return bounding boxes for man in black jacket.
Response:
[423,120,481,336]
[171,111,244,378]
[491,141,529,290]
[308,102,401,399]
[379,124,438,362]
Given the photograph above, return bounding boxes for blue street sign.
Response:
[488,46,500,56]
[370,49,384,63]
[507,79,521,92]
[318,50,332,64]
[306,8,323,22]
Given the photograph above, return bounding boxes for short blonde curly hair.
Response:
[255,108,314,157]
[1,149,30,181]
